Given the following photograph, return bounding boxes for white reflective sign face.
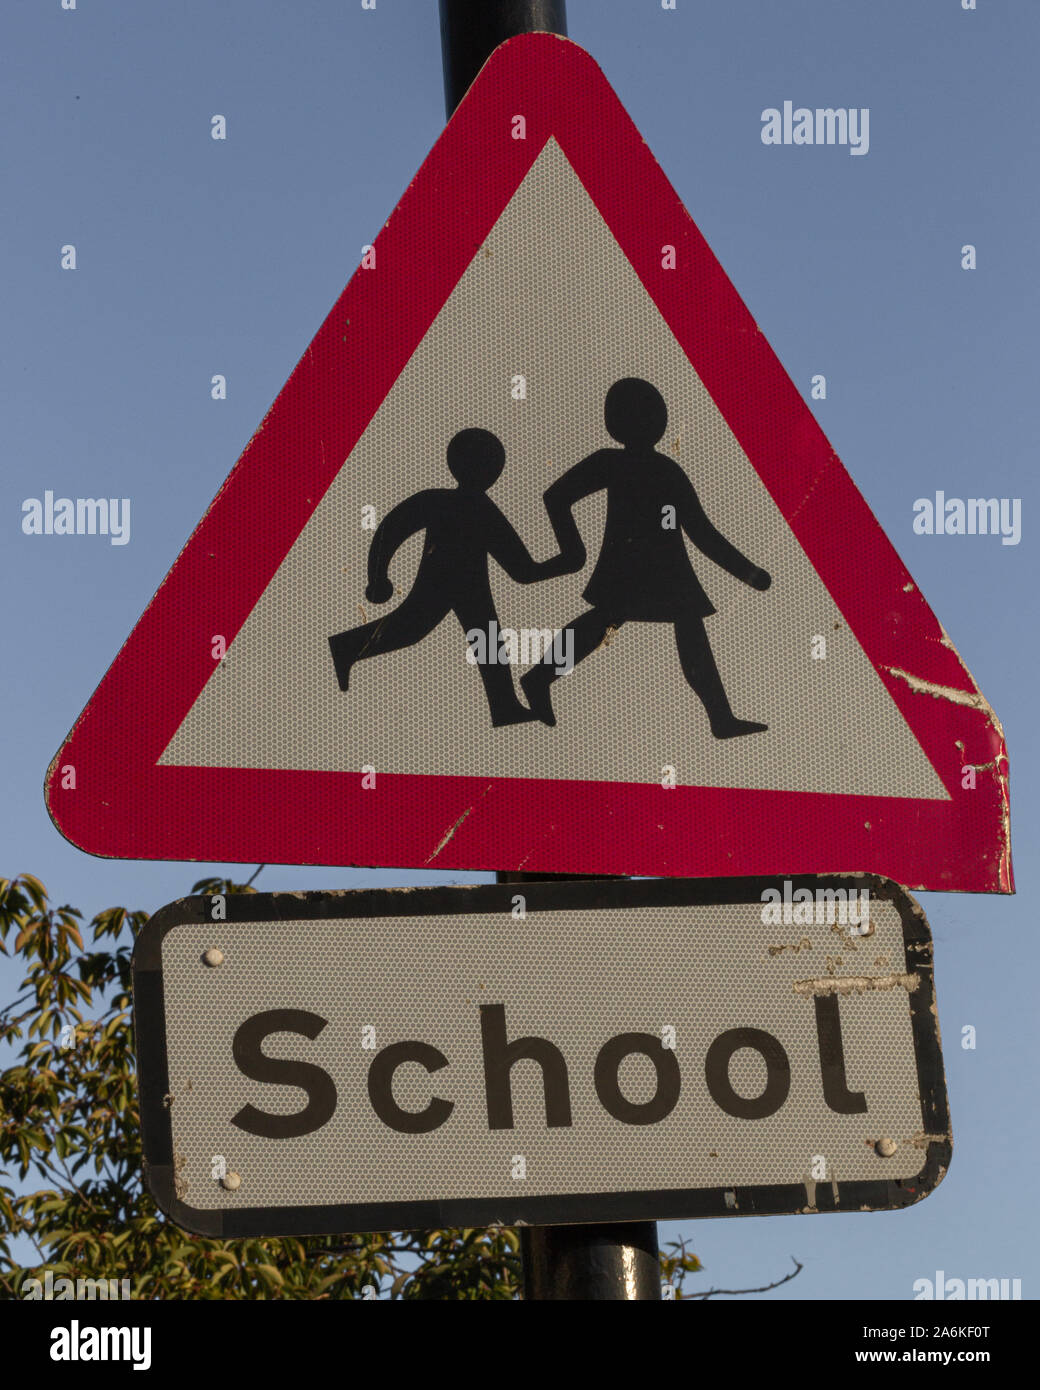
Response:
[162,141,943,804]
[134,878,949,1236]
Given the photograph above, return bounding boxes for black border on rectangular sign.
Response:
[132,874,951,1236]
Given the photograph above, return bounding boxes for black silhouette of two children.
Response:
[328,378,771,737]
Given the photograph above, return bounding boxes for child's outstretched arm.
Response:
[484,506,556,585]
[365,494,428,602]
[680,482,771,591]
[541,454,607,573]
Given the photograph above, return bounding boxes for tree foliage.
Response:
[0,872,706,1300]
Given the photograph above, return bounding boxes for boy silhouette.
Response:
[521,377,772,736]
[328,427,569,727]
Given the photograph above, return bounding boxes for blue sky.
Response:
[2,0,1036,1299]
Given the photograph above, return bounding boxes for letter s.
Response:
[230,1009,337,1138]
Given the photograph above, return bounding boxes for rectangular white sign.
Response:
[133,876,950,1235]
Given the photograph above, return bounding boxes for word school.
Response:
[22,491,131,545]
[229,997,869,1139]
[761,102,870,155]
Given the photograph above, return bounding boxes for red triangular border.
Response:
[47,34,1011,892]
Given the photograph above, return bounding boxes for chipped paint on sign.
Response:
[793,972,919,998]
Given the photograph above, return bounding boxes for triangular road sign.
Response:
[47,34,1011,893]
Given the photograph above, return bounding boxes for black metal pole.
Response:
[439,0,569,115]
[519,1220,663,1301]
[438,0,660,1304]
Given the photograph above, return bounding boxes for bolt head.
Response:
[875,1137,898,1158]
[222,1172,242,1191]
[202,948,225,967]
